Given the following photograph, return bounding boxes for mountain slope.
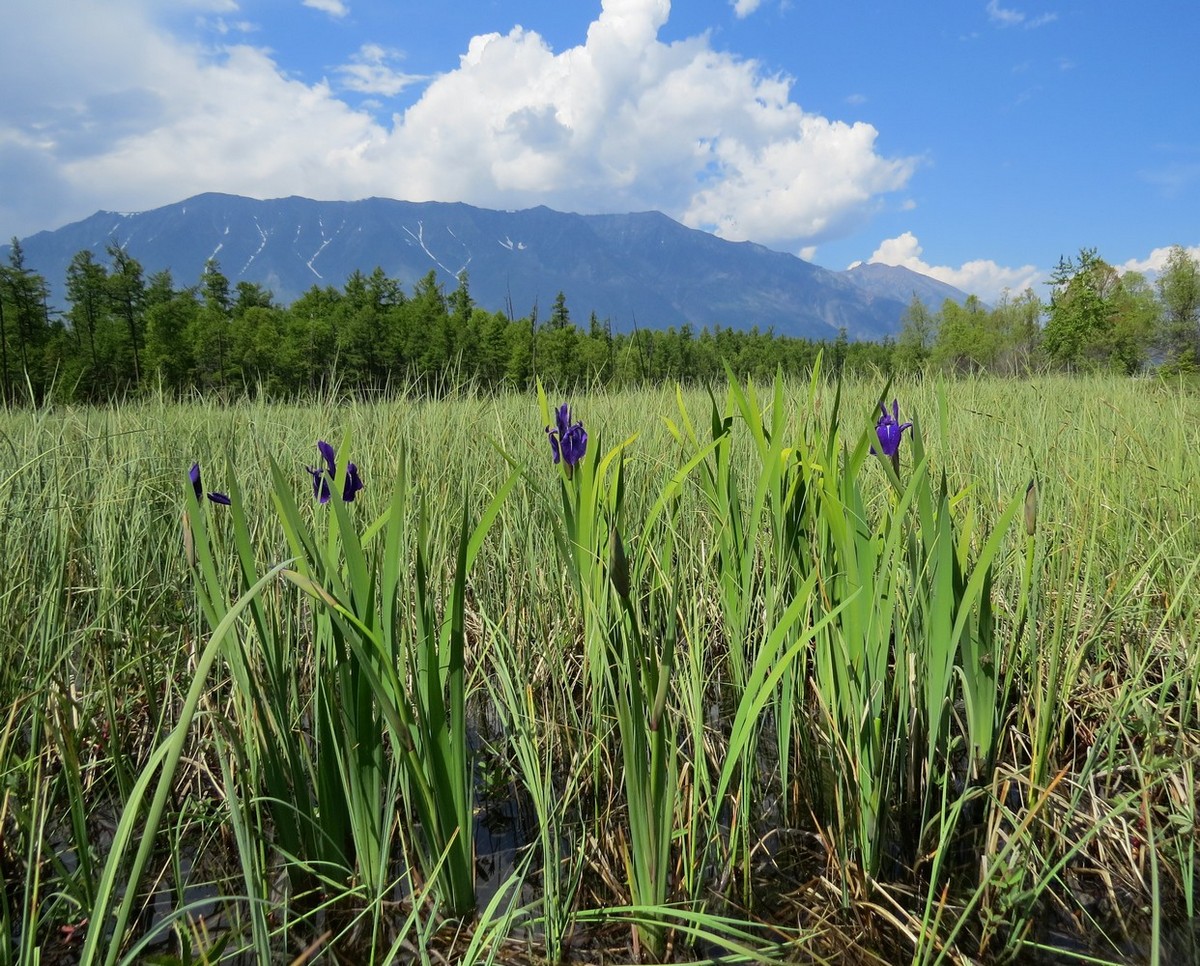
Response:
[844,261,972,312]
[9,193,970,340]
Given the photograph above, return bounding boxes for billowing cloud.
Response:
[683,118,914,245]
[0,0,915,254]
[379,0,915,250]
[0,0,386,238]
[1119,244,1200,278]
[863,231,1043,302]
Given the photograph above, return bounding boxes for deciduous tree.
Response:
[894,294,937,373]
[1156,245,1200,368]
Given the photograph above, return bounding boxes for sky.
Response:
[2,0,1198,303]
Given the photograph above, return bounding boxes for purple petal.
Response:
[871,400,911,458]
[547,428,562,464]
[555,404,571,439]
[307,465,331,503]
[191,462,229,506]
[317,440,337,477]
[874,421,898,456]
[563,423,588,467]
[343,461,364,502]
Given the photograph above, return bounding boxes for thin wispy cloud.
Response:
[986,1,1024,27]
[986,1,1057,29]
[211,18,259,36]
[1139,162,1200,199]
[336,44,423,97]
[303,0,349,19]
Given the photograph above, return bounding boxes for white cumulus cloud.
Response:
[1119,244,1200,278]
[0,0,916,255]
[863,231,1043,302]
[731,0,765,17]
[0,0,386,236]
[377,0,916,251]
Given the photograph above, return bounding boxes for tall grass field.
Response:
[1,370,1197,965]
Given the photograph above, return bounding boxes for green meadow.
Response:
[1,370,1197,965]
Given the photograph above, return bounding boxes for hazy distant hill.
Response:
[8,193,970,340]
[843,261,970,313]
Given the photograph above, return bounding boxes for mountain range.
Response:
[7,193,969,340]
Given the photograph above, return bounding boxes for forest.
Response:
[1,237,1197,404]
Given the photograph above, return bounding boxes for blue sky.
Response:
[2,0,1197,302]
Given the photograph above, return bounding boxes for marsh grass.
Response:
[0,372,1197,964]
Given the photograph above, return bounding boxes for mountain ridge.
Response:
[8,193,970,340]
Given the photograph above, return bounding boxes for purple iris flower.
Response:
[546,403,587,475]
[189,462,231,505]
[871,400,913,458]
[307,439,364,503]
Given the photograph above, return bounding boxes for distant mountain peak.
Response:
[7,194,970,339]
[844,261,973,310]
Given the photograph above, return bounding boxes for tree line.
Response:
[893,246,1199,377]
[1,240,1197,405]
